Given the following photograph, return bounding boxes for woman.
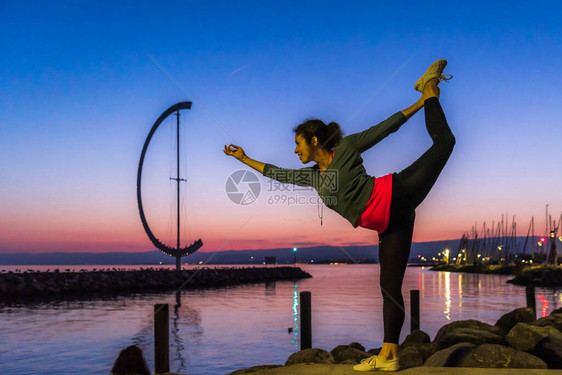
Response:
[224,59,455,371]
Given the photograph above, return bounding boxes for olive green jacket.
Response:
[262,111,407,227]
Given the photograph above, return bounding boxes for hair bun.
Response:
[293,119,343,151]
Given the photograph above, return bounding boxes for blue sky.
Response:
[1,1,562,253]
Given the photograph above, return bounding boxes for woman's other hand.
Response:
[223,144,246,161]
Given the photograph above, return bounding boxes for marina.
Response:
[450,208,561,266]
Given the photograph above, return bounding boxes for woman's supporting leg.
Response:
[378,210,415,355]
[394,92,455,212]
[376,80,454,359]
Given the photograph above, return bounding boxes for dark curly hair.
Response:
[293,119,343,151]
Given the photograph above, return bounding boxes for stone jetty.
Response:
[431,264,523,275]
[431,264,562,287]
[229,307,562,373]
[507,267,562,287]
[0,266,311,299]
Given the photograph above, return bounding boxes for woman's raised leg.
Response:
[394,79,455,212]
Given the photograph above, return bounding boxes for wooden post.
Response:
[410,290,420,332]
[300,291,311,350]
[526,286,536,319]
[154,304,169,373]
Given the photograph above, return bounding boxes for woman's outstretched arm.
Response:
[400,97,424,119]
[343,96,425,153]
[223,144,265,173]
[401,84,439,119]
[224,144,315,187]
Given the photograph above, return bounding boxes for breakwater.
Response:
[508,267,562,287]
[0,266,312,299]
[431,264,524,275]
[431,264,562,287]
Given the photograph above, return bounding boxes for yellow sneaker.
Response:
[414,59,452,92]
[352,355,399,372]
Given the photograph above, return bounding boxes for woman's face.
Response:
[294,133,315,164]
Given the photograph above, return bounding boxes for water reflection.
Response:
[265,281,276,297]
[443,272,451,320]
[419,270,425,299]
[458,273,463,312]
[291,283,299,351]
[127,290,202,374]
[537,293,548,318]
[172,291,186,372]
[3,265,562,375]
[130,319,152,349]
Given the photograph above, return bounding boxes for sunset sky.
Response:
[1,1,562,254]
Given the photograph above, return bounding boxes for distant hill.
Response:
[0,239,461,265]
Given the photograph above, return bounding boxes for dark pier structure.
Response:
[0,266,311,300]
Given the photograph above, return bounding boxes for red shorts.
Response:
[356,174,393,233]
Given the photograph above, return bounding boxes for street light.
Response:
[293,247,298,264]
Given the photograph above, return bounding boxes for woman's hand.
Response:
[224,144,266,173]
[223,144,246,161]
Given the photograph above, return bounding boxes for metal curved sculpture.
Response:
[137,102,203,262]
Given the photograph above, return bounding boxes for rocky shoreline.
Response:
[0,266,312,300]
[431,264,562,287]
[229,307,562,373]
[507,267,562,287]
[430,264,523,275]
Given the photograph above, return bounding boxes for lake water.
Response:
[1,264,561,375]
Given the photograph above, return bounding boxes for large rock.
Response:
[550,307,562,315]
[506,322,561,352]
[416,342,438,362]
[330,344,349,360]
[331,347,370,364]
[495,307,536,334]
[330,342,367,363]
[534,334,562,369]
[347,342,365,351]
[285,348,335,365]
[424,342,475,367]
[399,343,437,367]
[460,344,547,368]
[401,330,430,348]
[435,327,504,350]
[532,313,562,331]
[434,319,504,343]
[399,345,424,367]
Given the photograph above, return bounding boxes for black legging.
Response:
[378,97,455,343]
